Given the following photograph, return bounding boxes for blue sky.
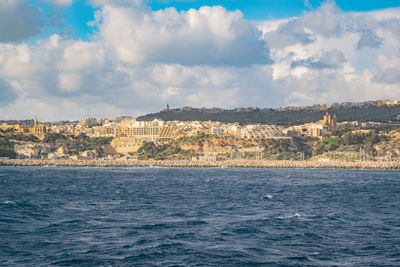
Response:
[30,0,400,41]
[149,0,400,18]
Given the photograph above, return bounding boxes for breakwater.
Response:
[1,159,400,170]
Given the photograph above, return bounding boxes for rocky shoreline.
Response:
[1,159,400,170]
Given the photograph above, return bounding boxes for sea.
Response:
[0,167,399,266]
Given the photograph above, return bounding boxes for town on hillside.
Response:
[1,100,400,162]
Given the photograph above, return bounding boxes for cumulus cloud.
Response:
[96,5,269,66]
[58,41,105,72]
[263,2,343,48]
[300,1,342,37]
[374,68,400,84]
[357,29,383,49]
[0,0,44,42]
[382,18,400,40]
[0,1,400,120]
[292,49,346,69]
[57,72,82,93]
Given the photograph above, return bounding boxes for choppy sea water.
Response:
[0,167,400,266]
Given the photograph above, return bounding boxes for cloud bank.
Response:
[0,1,399,120]
[0,0,44,42]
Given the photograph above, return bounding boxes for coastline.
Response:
[1,159,400,170]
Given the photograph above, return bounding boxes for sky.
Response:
[0,0,400,121]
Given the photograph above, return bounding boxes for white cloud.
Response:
[0,44,40,78]
[0,2,400,120]
[292,49,346,69]
[301,1,342,37]
[58,41,105,72]
[97,5,269,66]
[58,72,82,93]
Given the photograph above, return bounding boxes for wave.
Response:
[263,194,273,200]
[278,212,301,219]
[1,200,15,204]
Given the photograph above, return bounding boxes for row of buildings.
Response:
[3,112,344,158]
[0,118,47,135]
[13,143,97,160]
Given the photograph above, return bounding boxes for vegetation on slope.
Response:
[0,133,17,158]
[137,105,400,125]
[137,141,191,160]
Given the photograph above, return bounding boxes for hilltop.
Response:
[137,100,400,125]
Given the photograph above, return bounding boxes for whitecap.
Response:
[263,194,273,200]
[2,200,15,204]
[278,212,301,219]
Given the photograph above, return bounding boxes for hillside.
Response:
[137,102,400,125]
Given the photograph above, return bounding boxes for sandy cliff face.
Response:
[178,136,263,154]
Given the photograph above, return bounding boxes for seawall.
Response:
[1,159,400,170]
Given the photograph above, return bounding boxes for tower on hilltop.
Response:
[163,104,170,112]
